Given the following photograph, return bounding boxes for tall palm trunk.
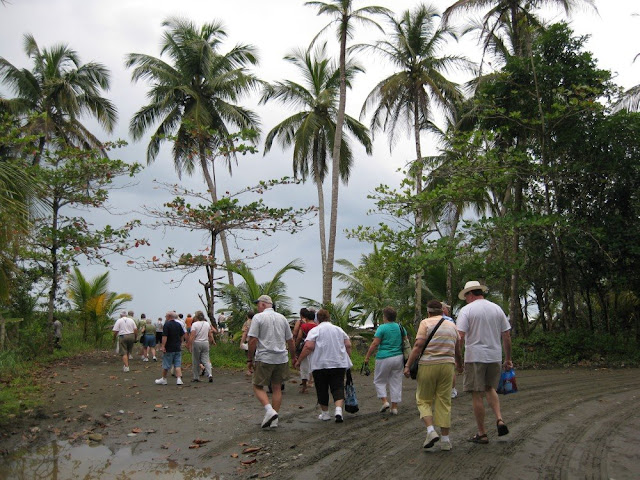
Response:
[198,149,234,286]
[324,23,348,306]
[314,168,328,272]
[412,100,424,325]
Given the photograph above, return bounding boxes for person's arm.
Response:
[344,338,352,357]
[188,329,196,351]
[247,336,258,372]
[403,337,426,377]
[502,330,512,369]
[295,327,304,349]
[364,337,381,363]
[287,337,296,364]
[292,319,301,340]
[240,324,248,345]
[454,334,464,374]
[294,340,315,368]
[208,325,214,345]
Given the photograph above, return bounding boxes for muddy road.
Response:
[1,352,639,479]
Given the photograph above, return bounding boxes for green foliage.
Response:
[512,330,640,367]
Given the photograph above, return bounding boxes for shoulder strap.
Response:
[417,318,445,359]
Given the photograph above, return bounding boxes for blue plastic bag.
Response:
[344,369,359,413]
[497,368,518,394]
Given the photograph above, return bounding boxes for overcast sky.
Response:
[1,1,637,319]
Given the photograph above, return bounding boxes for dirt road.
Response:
[1,352,639,479]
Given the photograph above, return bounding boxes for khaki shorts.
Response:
[253,361,290,387]
[119,334,135,354]
[463,362,501,392]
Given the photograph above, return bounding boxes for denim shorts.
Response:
[162,351,182,370]
[142,334,156,347]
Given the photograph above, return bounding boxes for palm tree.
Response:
[217,259,305,331]
[0,34,117,165]
[126,17,262,286]
[261,43,372,276]
[68,267,132,345]
[305,0,390,305]
[359,3,469,322]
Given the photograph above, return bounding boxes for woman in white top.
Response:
[188,311,216,383]
[295,309,352,423]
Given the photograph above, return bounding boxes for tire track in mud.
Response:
[251,370,640,480]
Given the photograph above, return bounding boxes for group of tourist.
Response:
[111,309,218,384]
[245,280,512,452]
[110,278,512,451]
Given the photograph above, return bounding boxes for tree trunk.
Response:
[323,22,348,306]
[509,177,522,337]
[46,198,60,354]
[199,151,234,290]
[413,102,424,326]
[314,169,327,273]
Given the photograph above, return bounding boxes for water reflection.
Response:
[1,440,218,479]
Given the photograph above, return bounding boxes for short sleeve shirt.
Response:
[305,322,353,371]
[191,320,211,343]
[456,299,511,363]
[144,322,156,336]
[416,316,459,365]
[248,308,293,364]
[163,320,184,352]
[113,317,137,335]
[374,322,405,359]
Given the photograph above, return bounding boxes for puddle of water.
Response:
[0,440,221,479]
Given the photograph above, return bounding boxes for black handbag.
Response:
[344,369,359,413]
[409,318,444,380]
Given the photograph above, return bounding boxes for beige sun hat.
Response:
[254,294,273,305]
[458,280,489,300]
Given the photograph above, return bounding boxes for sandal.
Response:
[467,433,489,444]
[497,419,509,436]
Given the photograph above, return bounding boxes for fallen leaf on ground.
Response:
[239,442,249,446]
[193,438,211,444]
[231,453,239,458]
[78,405,87,409]
[131,428,142,433]
[155,404,163,408]
[188,445,200,449]
[259,473,273,478]
[242,447,261,454]
[241,459,257,465]
[161,444,170,449]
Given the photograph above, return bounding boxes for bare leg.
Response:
[271,383,283,412]
[122,354,129,368]
[391,401,398,409]
[485,387,503,422]
[253,385,270,406]
[472,391,486,435]
[175,367,182,379]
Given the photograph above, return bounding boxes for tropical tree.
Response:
[0,34,117,165]
[305,0,390,305]
[68,267,132,345]
[217,259,305,331]
[126,17,262,285]
[442,0,597,329]
[359,3,468,322]
[261,43,372,276]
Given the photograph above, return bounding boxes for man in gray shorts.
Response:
[456,281,512,444]
[247,295,297,428]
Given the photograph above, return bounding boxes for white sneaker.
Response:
[440,439,452,451]
[142,357,149,362]
[155,377,167,385]
[176,377,183,385]
[270,418,279,428]
[152,357,157,361]
[451,388,458,398]
[123,366,130,372]
[423,430,440,449]
[379,402,390,413]
[262,408,278,428]
[390,408,398,415]
[318,411,331,421]
[128,354,133,360]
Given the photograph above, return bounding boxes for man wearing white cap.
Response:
[456,281,512,444]
[247,294,297,428]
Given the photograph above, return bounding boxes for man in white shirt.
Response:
[247,295,297,428]
[456,281,512,444]
[112,311,138,372]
